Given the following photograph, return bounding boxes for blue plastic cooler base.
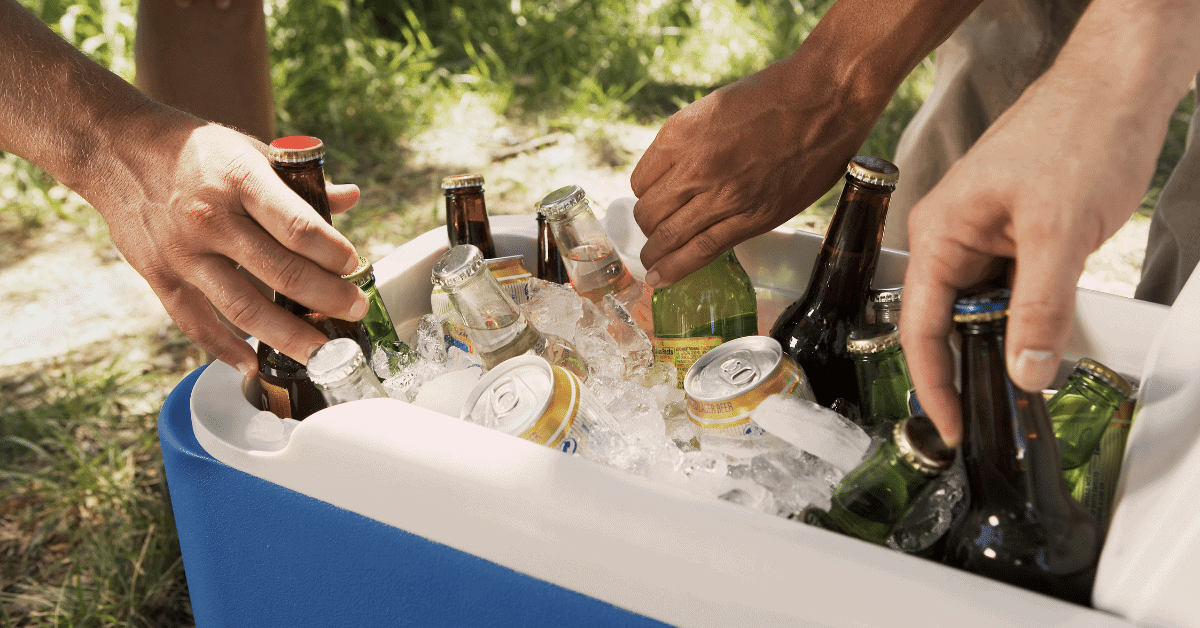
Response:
[159,366,668,628]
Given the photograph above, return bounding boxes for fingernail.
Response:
[303,343,324,364]
[236,362,255,378]
[1009,349,1058,392]
[349,293,369,320]
[342,256,361,276]
[645,269,661,288]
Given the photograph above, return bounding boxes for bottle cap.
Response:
[1074,357,1135,400]
[268,136,325,164]
[895,415,955,475]
[846,322,901,355]
[441,174,485,191]
[870,286,903,305]
[846,156,899,189]
[431,244,486,291]
[341,256,373,287]
[307,338,367,388]
[952,289,1011,323]
[537,185,587,220]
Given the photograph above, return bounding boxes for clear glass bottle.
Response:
[846,322,916,434]
[803,414,955,545]
[256,136,371,420]
[652,249,758,388]
[769,156,898,408]
[307,337,389,406]
[1047,357,1134,471]
[442,173,496,258]
[939,289,1102,606]
[431,244,588,378]
[537,184,654,337]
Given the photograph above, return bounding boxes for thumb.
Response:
[1005,246,1085,392]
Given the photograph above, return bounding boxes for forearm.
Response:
[0,0,195,211]
[783,0,984,121]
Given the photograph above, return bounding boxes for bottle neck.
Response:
[802,178,891,311]
[270,158,333,314]
[446,186,495,257]
[318,363,387,406]
[958,319,1069,507]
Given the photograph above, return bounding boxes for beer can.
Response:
[431,254,534,353]
[461,355,619,458]
[683,336,817,438]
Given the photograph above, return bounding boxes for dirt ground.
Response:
[0,119,1152,371]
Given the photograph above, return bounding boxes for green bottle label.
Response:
[655,336,724,388]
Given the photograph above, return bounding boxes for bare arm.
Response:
[630,0,982,287]
[0,0,368,375]
[900,0,1200,446]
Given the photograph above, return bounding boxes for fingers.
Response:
[326,182,360,215]
[1005,235,1086,393]
[629,124,676,198]
[236,157,361,276]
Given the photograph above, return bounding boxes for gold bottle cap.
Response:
[870,286,904,304]
[1074,357,1135,400]
[431,244,486,291]
[341,256,373,287]
[441,174,485,190]
[846,156,899,189]
[846,322,901,355]
[895,415,955,476]
[537,184,588,220]
[268,136,325,164]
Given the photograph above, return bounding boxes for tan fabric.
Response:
[1134,105,1200,305]
[885,0,1089,252]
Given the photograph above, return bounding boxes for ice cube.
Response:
[599,294,653,378]
[245,411,298,451]
[750,394,871,474]
[718,480,776,514]
[749,447,842,514]
[521,280,584,344]
[586,374,665,446]
[412,366,484,418]
[416,314,448,363]
[887,458,967,553]
[372,339,418,379]
[697,431,793,462]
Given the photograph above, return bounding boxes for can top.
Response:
[952,288,1011,323]
[684,336,783,402]
[870,286,904,305]
[341,255,374,287]
[846,322,900,355]
[431,244,486,291]
[307,338,367,388]
[537,184,588,220]
[846,156,899,189]
[461,355,554,435]
[895,414,955,475]
[441,174,485,191]
[1074,357,1135,400]
[268,136,325,164]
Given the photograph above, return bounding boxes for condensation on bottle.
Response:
[307,337,389,406]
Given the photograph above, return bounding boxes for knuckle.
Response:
[221,290,268,333]
[270,255,310,297]
[282,212,321,249]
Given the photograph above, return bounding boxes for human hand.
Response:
[630,57,877,287]
[900,63,1182,447]
[90,109,368,377]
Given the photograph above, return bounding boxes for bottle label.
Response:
[655,336,724,388]
[1071,404,1134,529]
[259,378,294,419]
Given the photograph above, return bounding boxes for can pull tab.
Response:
[490,377,522,418]
[719,350,759,387]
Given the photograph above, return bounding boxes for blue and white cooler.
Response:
[158,200,1200,627]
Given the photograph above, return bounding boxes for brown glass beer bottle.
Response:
[256,136,371,421]
[769,156,897,409]
[536,210,569,283]
[442,174,497,258]
[940,289,1102,606]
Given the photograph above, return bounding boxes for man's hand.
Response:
[900,0,1200,446]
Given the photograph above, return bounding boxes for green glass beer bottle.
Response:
[770,156,898,408]
[846,322,916,435]
[342,256,400,347]
[652,249,759,388]
[802,414,955,545]
[1047,357,1133,471]
[940,289,1102,606]
[256,136,371,421]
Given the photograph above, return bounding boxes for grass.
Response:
[0,0,1192,625]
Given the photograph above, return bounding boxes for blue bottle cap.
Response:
[952,289,1011,323]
